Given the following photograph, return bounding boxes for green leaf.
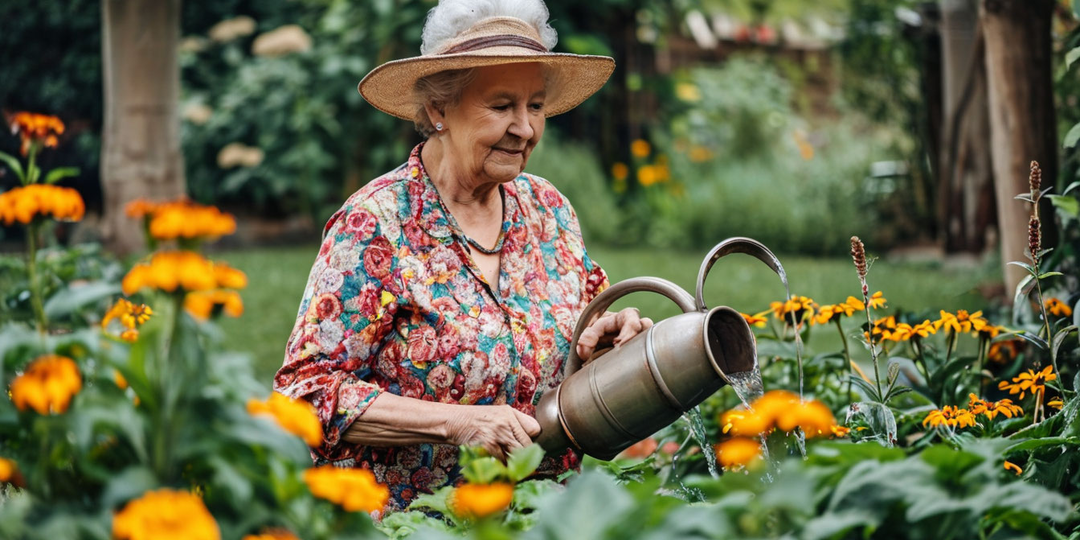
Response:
[405,485,460,527]
[1066,122,1080,149]
[101,466,159,508]
[1063,181,1080,196]
[43,281,120,318]
[1068,46,1080,70]
[1005,437,1071,454]
[1013,274,1036,305]
[1006,261,1036,276]
[0,151,25,183]
[1052,325,1078,362]
[42,167,79,184]
[506,443,545,482]
[1037,271,1064,279]
[1047,195,1080,218]
[512,478,560,511]
[849,375,881,402]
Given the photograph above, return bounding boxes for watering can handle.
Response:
[565,277,696,376]
[695,237,787,312]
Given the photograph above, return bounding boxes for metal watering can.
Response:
[535,238,786,460]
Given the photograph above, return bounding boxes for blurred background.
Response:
[1,0,1078,380]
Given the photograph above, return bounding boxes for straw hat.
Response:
[358,16,615,120]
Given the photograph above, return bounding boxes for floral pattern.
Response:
[275,143,608,511]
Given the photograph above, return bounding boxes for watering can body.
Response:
[535,238,785,461]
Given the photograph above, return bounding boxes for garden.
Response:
[1,0,1080,539]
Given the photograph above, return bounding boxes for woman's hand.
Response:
[575,307,654,361]
[444,404,541,462]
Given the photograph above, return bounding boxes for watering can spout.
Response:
[535,237,787,460]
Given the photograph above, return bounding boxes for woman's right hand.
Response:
[444,404,541,462]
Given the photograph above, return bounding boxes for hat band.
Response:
[439,34,547,55]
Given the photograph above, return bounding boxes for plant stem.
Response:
[944,330,957,367]
[26,223,47,334]
[861,303,883,401]
[835,318,854,401]
[976,336,987,395]
[1032,276,1066,395]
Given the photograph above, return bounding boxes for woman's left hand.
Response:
[576,307,653,361]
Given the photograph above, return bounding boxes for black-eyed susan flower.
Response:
[829,425,851,438]
[1004,461,1023,476]
[113,489,220,540]
[1045,297,1073,318]
[10,355,81,414]
[771,295,817,326]
[967,393,1023,420]
[988,340,1021,364]
[998,366,1056,400]
[1047,397,1064,410]
[866,291,887,309]
[101,298,153,342]
[922,405,977,429]
[303,466,390,513]
[740,311,768,328]
[935,310,987,334]
[450,482,515,519]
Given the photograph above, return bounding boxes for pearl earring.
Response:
[435,122,444,132]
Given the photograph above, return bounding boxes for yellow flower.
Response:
[935,310,984,334]
[968,393,1023,420]
[247,392,322,447]
[122,251,246,296]
[770,295,817,326]
[688,145,713,163]
[637,165,657,187]
[0,184,85,225]
[988,340,1021,364]
[864,316,898,342]
[998,366,1056,400]
[114,370,129,390]
[185,290,244,321]
[0,458,17,483]
[1048,397,1064,410]
[675,82,701,102]
[867,291,887,309]
[1004,461,1023,476]
[303,466,390,513]
[719,390,835,438]
[911,320,936,339]
[145,199,237,241]
[101,298,153,342]
[1045,297,1073,318]
[715,438,762,470]
[740,311,768,328]
[450,482,515,519]
[242,530,299,540]
[922,406,977,429]
[113,489,220,540]
[9,112,65,155]
[10,355,81,414]
[611,162,628,181]
[631,139,651,158]
[829,425,851,438]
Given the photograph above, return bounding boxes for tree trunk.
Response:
[100,0,186,255]
[939,0,995,253]
[980,0,1058,294]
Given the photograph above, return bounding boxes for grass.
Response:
[214,244,1000,384]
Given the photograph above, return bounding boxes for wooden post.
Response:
[980,0,1058,293]
[100,0,186,255]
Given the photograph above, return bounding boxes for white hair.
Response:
[420,0,558,55]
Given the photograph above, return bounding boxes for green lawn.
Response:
[215,245,1000,384]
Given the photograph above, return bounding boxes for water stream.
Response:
[684,408,719,479]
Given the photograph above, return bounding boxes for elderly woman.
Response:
[275,0,651,512]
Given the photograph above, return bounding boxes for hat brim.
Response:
[358,51,615,121]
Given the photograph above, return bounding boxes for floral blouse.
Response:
[275,143,608,512]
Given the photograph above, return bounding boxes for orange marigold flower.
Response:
[185,290,244,321]
[0,457,17,483]
[715,438,762,470]
[113,489,220,540]
[10,355,81,414]
[242,530,299,540]
[1045,297,1073,318]
[9,112,65,155]
[611,162,628,181]
[147,200,237,241]
[998,366,1056,400]
[922,406,977,429]
[450,482,515,519]
[829,425,851,438]
[122,251,246,296]
[1004,461,1023,476]
[124,199,160,218]
[720,390,835,438]
[0,184,85,225]
[631,139,651,158]
[247,392,322,447]
[304,466,390,513]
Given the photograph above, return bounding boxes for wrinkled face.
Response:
[440,63,546,185]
